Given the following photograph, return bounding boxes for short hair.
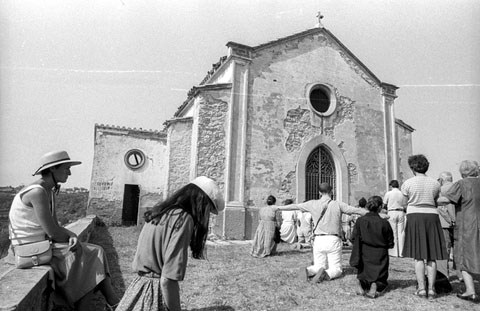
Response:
[408,154,430,174]
[365,196,383,213]
[459,160,479,178]
[267,195,277,205]
[389,180,399,188]
[283,199,293,205]
[358,197,367,208]
[318,183,332,194]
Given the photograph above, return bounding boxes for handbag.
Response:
[14,240,53,269]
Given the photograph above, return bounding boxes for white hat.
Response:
[190,176,224,214]
[33,150,82,175]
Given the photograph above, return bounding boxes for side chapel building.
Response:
[88,21,414,239]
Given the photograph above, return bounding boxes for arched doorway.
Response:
[305,146,336,200]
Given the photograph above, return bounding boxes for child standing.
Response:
[350,196,394,298]
[116,176,223,311]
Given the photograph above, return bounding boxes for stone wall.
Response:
[166,118,193,195]
[396,120,415,183]
[88,124,167,225]
[244,30,387,206]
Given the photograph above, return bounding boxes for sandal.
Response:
[427,289,437,300]
[105,303,119,311]
[414,289,427,298]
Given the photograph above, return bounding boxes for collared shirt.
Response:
[296,196,365,236]
[384,188,406,211]
[132,208,193,281]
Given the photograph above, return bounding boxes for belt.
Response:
[314,233,341,238]
[138,271,161,278]
[388,209,405,212]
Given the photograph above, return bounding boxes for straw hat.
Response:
[33,150,82,175]
[190,176,224,214]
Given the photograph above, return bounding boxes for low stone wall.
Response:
[0,215,97,311]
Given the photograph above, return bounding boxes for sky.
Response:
[0,0,479,189]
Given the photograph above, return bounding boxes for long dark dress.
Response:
[350,212,394,291]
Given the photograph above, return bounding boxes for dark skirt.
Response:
[356,245,390,291]
[402,213,448,260]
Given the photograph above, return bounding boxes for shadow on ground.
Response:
[89,221,126,310]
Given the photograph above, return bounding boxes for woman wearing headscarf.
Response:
[9,150,119,310]
[440,160,480,303]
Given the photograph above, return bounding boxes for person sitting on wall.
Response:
[8,150,119,311]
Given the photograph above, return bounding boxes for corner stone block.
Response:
[222,204,246,240]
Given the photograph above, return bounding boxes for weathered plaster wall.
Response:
[88,125,167,225]
[396,123,414,183]
[245,31,386,206]
[167,119,193,195]
[195,89,230,236]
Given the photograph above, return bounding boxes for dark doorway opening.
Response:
[122,184,140,226]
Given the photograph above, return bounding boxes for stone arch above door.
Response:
[296,135,349,203]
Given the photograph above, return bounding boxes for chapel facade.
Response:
[88,24,414,239]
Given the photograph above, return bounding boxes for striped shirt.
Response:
[401,175,440,214]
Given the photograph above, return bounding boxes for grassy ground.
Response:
[89,226,480,311]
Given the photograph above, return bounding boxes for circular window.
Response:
[124,149,146,170]
[307,84,336,116]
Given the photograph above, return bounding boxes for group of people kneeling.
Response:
[251,154,480,304]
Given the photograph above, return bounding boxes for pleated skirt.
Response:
[116,275,167,311]
[402,213,448,260]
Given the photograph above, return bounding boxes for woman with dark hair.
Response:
[401,154,447,299]
[9,151,119,311]
[251,195,281,257]
[116,176,224,311]
[440,160,480,303]
[350,196,394,299]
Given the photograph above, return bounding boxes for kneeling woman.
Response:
[350,196,394,298]
[116,176,224,311]
[9,151,119,310]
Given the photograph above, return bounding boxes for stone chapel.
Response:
[88,22,414,239]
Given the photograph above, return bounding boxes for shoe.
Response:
[457,293,480,303]
[311,268,330,283]
[299,267,309,282]
[365,283,378,299]
[414,289,427,298]
[427,289,437,300]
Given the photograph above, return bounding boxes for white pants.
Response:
[388,211,405,257]
[307,235,343,280]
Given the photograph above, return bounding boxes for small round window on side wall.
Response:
[124,149,146,170]
[308,84,336,117]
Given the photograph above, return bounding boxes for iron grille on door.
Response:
[305,146,336,201]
